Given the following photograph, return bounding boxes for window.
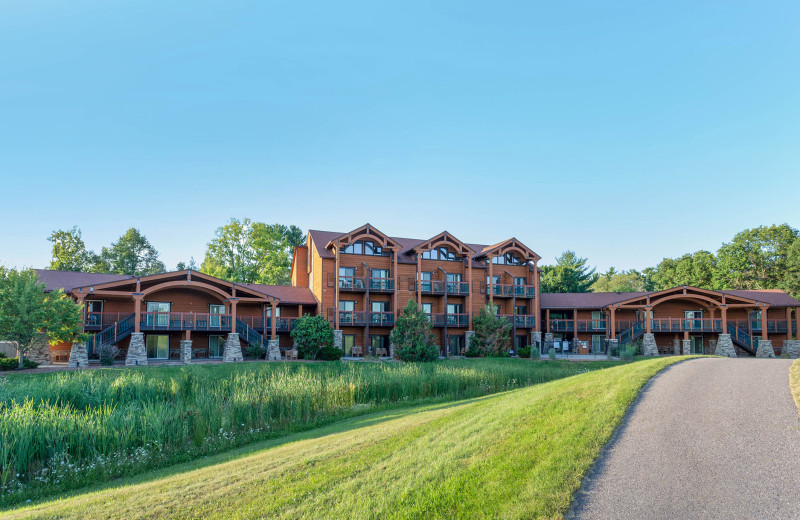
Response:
[146,302,170,327]
[342,335,355,356]
[209,335,225,358]
[591,310,605,330]
[371,301,390,324]
[684,310,702,330]
[146,335,169,359]
[209,304,225,328]
[421,303,433,320]
[339,267,358,288]
[418,271,433,292]
[342,240,387,256]
[86,300,104,326]
[750,310,762,330]
[491,253,525,265]
[446,273,462,293]
[422,246,461,261]
[591,335,605,354]
[371,269,391,290]
[514,335,527,351]
[515,305,527,315]
[339,300,355,324]
[370,335,389,356]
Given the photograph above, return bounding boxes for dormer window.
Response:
[421,246,461,261]
[492,252,525,265]
[342,240,388,256]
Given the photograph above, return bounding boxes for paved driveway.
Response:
[569,358,800,520]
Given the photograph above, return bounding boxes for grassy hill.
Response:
[3,356,691,519]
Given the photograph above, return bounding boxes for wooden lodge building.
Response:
[34,223,800,365]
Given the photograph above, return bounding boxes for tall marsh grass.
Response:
[0,359,617,505]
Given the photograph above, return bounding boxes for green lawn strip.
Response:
[790,359,800,416]
[5,356,694,520]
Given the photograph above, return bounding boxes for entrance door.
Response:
[591,311,605,331]
[209,335,224,358]
[146,302,171,327]
[684,310,702,332]
[448,335,465,356]
[691,336,704,354]
[342,335,355,356]
[209,304,225,329]
[146,335,169,359]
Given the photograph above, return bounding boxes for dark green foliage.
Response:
[516,346,531,358]
[0,353,39,371]
[470,304,512,357]
[98,228,166,275]
[290,315,334,360]
[390,301,439,362]
[530,347,541,360]
[548,348,557,360]
[245,342,266,359]
[316,346,343,361]
[540,251,598,293]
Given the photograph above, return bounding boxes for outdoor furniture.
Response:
[285,349,298,361]
[352,346,363,357]
[377,347,387,357]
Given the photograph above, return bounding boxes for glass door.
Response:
[684,310,702,331]
[448,335,465,356]
[446,273,462,293]
[209,335,224,358]
[371,301,389,324]
[418,271,433,292]
[421,303,433,322]
[691,336,704,354]
[339,301,355,324]
[147,302,170,327]
[371,269,390,290]
[146,335,169,359]
[342,335,355,356]
[209,304,225,329]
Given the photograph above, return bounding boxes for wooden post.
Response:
[761,305,769,340]
[334,244,340,329]
[271,302,277,339]
[488,258,494,306]
[416,252,422,305]
[393,249,399,318]
[645,306,652,334]
[573,308,578,340]
[230,298,238,333]
[546,309,550,333]
[721,306,727,334]
[133,294,143,333]
[468,258,473,329]
[533,260,541,332]
[298,304,303,318]
[609,307,616,338]
[786,306,793,341]
[795,307,799,340]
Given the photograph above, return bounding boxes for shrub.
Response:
[548,348,557,360]
[0,357,38,371]
[97,344,120,366]
[530,347,541,360]
[464,341,482,358]
[316,345,343,361]
[245,342,266,359]
[620,345,637,361]
[390,301,439,362]
[291,315,334,360]
[516,346,531,358]
[470,304,512,357]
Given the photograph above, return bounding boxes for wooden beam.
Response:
[761,305,769,340]
[334,244,340,330]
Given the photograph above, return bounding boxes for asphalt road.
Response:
[569,358,800,520]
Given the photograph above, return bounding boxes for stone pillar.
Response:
[266,339,281,360]
[530,331,542,356]
[125,332,148,366]
[756,339,775,358]
[642,333,659,356]
[222,333,243,363]
[389,342,396,359]
[180,340,192,364]
[464,330,476,355]
[682,339,692,355]
[782,339,800,358]
[333,330,343,350]
[672,338,681,355]
[606,338,619,357]
[544,333,554,353]
[709,339,717,353]
[68,342,89,368]
[714,334,736,358]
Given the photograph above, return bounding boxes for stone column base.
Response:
[606,338,619,356]
[642,333,659,356]
[756,339,775,358]
[530,331,542,356]
[783,339,800,358]
[125,332,148,366]
[682,339,691,355]
[714,334,736,358]
[180,340,192,363]
[673,339,681,355]
[543,333,554,353]
[267,339,281,361]
[333,330,343,350]
[222,333,243,362]
[68,342,89,368]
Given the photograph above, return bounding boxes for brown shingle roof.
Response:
[721,289,800,307]
[34,269,135,293]
[240,284,317,305]
[540,292,648,309]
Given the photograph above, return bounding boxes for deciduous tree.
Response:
[290,314,334,360]
[713,224,798,290]
[47,227,98,272]
[99,228,166,275]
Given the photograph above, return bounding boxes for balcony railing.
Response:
[486,284,536,298]
[548,319,574,332]
[577,319,607,332]
[84,312,134,329]
[368,311,395,326]
[427,313,470,327]
[408,280,471,295]
[140,312,232,331]
[501,314,537,328]
[369,277,395,291]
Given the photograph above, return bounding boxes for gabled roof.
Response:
[241,284,317,305]
[541,292,648,309]
[413,231,476,256]
[325,223,401,251]
[475,237,541,263]
[34,269,135,293]
[721,289,800,307]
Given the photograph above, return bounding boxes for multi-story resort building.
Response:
[32,224,800,365]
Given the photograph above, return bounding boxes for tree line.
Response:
[45,218,305,285]
[540,224,800,298]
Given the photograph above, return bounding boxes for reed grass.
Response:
[0,358,619,505]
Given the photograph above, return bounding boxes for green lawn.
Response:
[791,359,800,416]
[0,358,621,505]
[3,356,694,520]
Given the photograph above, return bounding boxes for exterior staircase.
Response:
[727,323,757,356]
[616,321,645,345]
[236,319,264,348]
[87,314,135,356]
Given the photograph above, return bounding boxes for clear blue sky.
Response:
[1,1,798,273]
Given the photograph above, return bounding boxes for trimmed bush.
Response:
[316,345,343,361]
[291,315,334,360]
[516,346,531,358]
[548,348,557,360]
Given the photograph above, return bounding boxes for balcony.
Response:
[427,313,470,328]
[368,277,395,292]
[139,312,233,332]
[502,314,537,328]
[487,284,536,298]
[367,311,395,326]
[328,274,395,292]
[408,280,470,295]
[84,312,134,330]
[236,316,298,332]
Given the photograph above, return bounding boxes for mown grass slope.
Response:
[4,356,693,520]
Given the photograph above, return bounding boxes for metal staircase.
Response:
[616,321,645,345]
[727,323,757,355]
[236,319,264,348]
[87,314,135,356]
